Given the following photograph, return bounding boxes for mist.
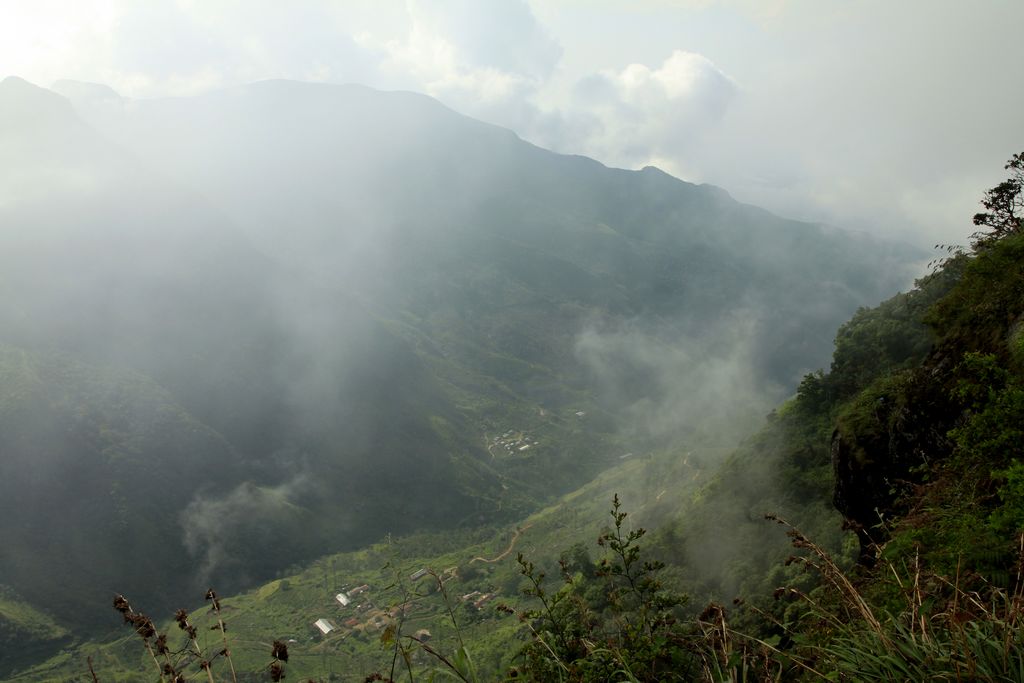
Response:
[3,1,1020,248]
[0,3,1019,679]
[575,311,780,446]
[2,9,1018,674]
[181,473,317,586]
[0,69,929,630]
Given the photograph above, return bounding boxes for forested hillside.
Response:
[0,73,923,676]
[13,156,1024,681]
[504,154,1024,680]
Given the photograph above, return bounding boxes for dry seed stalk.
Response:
[205,589,237,683]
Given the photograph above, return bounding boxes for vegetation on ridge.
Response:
[2,73,1021,679]
[0,77,922,660]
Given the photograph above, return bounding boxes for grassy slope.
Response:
[11,441,712,682]
[12,377,851,683]
[0,346,243,627]
[17,236,1010,681]
[0,79,931,678]
[0,590,70,678]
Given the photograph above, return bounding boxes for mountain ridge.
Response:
[0,76,925,675]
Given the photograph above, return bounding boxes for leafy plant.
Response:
[512,495,695,682]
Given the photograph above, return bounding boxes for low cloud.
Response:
[575,311,781,447]
[358,0,563,135]
[558,50,737,175]
[403,0,561,81]
[180,471,314,585]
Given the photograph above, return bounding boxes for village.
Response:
[308,566,501,641]
[488,429,540,457]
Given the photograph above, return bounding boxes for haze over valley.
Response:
[0,72,919,631]
[1,3,1020,681]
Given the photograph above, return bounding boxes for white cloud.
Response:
[558,50,737,175]
[405,0,561,80]
[0,1,732,167]
[0,1,117,87]
[357,0,563,129]
[3,0,1020,246]
[0,0,384,97]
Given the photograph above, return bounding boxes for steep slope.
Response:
[0,78,490,638]
[830,233,1024,564]
[9,445,711,682]
[654,227,1024,678]
[63,78,921,438]
[23,235,1022,681]
[0,75,925,673]
[0,345,240,675]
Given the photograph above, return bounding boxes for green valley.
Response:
[7,75,1007,682]
[15,152,1024,682]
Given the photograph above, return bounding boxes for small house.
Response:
[313,618,336,635]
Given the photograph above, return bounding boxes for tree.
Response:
[972,152,1024,248]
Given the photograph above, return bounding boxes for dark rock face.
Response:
[831,366,958,563]
[831,426,886,564]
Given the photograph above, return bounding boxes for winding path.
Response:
[470,523,534,564]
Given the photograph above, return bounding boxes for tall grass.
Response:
[760,517,1024,682]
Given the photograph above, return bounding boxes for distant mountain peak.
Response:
[1,75,60,99]
[0,76,76,129]
[639,164,671,175]
[1,74,33,88]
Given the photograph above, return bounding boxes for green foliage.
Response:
[951,351,1010,408]
[990,460,1024,535]
[834,370,920,468]
[825,608,1024,681]
[941,348,1024,538]
[971,151,1024,248]
[760,155,1024,682]
[878,483,1008,588]
[0,588,70,679]
[824,259,963,406]
[514,495,694,682]
[927,232,1024,354]
[747,514,1024,682]
[1,76,931,677]
[617,153,1024,682]
[19,148,1024,682]
[949,353,1024,469]
[830,305,929,402]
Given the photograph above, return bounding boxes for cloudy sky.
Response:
[2,0,1020,246]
